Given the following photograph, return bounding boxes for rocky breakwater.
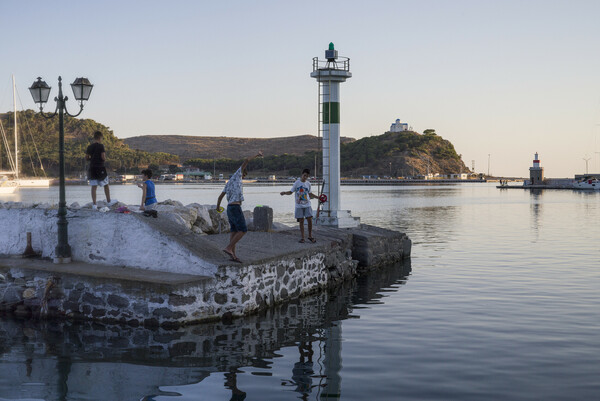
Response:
[0,200,410,326]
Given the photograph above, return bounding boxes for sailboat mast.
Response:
[12,75,18,181]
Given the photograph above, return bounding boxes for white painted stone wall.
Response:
[0,207,217,276]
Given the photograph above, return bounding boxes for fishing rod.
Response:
[315,178,327,221]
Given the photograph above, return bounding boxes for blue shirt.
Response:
[145,180,157,206]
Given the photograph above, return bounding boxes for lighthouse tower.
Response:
[311,43,359,228]
[529,152,544,185]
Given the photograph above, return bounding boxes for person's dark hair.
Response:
[302,168,310,175]
[142,169,153,179]
[93,131,103,140]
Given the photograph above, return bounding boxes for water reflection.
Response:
[530,189,543,238]
[0,260,411,401]
[401,206,458,247]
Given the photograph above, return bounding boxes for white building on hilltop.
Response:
[390,118,409,132]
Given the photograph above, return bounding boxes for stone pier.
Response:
[0,203,411,326]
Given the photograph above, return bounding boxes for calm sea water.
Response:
[1,183,599,400]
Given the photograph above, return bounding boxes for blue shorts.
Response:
[227,204,247,232]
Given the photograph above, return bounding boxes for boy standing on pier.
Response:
[217,150,263,263]
[86,131,117,210]
[281,168,318,243]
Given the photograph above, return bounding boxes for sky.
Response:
[1,0,599,177]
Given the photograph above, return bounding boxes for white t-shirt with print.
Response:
[291,179,311,209]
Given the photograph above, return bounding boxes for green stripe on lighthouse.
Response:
[322,102,340,124]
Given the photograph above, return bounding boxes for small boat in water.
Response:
[573,176,600,190]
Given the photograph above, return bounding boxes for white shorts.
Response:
[295,206,313,220]
[89,177,109,187]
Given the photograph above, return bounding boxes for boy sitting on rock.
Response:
[137,168,158,217]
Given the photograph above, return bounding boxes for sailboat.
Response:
[0,76,51,193]
[0,77,19,194]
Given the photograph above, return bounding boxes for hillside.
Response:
[1,109,468,178]
[340,129,468,177]
[0,110,178,176]
[123,134,355,161]
[186,129,469,178]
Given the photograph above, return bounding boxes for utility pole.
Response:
[471,160,475,173]
[487,154,491,177]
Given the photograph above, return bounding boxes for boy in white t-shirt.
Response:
[280,169,318,243]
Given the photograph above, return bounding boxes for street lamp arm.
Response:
[64,101,85,118]
[37,103,59,119]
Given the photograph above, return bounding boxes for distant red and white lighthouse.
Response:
[529,152,544,185]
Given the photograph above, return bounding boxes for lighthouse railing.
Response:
[312,56,350,72]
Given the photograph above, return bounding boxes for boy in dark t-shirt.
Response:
[86,131,117,210]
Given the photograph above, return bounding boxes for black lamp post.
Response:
[29,76,93,263]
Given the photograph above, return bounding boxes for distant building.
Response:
[183,171,212,180]
[390,119,409,132]
[160,173,185,181]
[443,173,468,180]
[529,152,544,185]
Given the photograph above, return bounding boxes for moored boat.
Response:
[573,176,600,190]
[0,76,52,192]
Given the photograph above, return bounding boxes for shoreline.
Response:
[35,178,492,187]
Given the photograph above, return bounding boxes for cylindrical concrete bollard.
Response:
[253,206,273,232]
[22,232,37,258]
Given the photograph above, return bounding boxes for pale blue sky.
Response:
[2,0,599,177]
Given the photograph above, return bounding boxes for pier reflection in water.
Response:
[0,260,411,401]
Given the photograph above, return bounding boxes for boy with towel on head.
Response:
[217,151,263,263]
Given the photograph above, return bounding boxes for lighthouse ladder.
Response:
[318,78,331,215]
